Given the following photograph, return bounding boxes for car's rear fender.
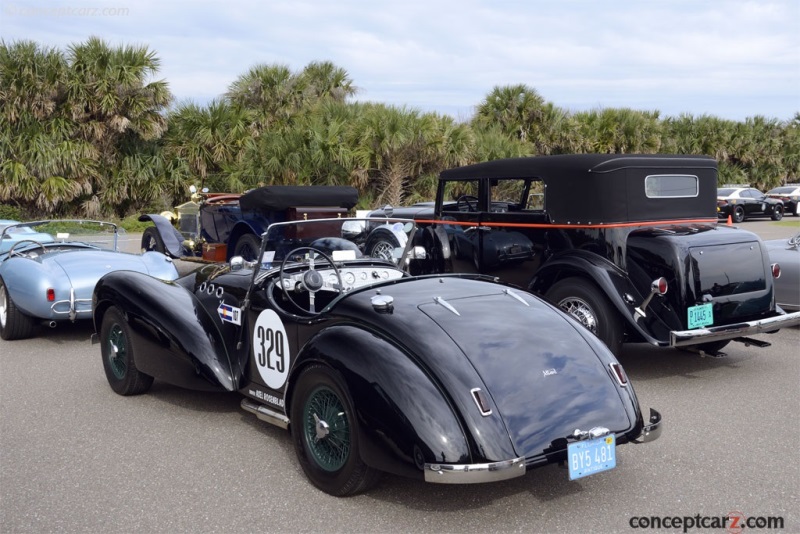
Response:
[530,251,665,344]
[0,258,64,319]
[288,324,505,480]
[93,271,238,392]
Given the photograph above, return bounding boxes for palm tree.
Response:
[65,37,172,215]
[0,40,96,214]
[226,64,306,130]
[472,84,547,142]
[347,104,441,206]
[1,38,172,216]
[164,99,254,192]
[573,108,663,154]
[300,61,357,104]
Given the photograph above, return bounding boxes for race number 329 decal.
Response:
[253,309,291,389]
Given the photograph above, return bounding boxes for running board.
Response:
[240,399,289,429]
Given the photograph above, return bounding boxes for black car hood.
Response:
[337,277,632,459]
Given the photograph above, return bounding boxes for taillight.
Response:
[470,388,492,416]
[771,263,781,279]
[609,363,628,387]
[46,288,55,301]
[653,277,668,295]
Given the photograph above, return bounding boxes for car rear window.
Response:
[768,186,797,194]
[717,188,736,196]
[645,175,698,198]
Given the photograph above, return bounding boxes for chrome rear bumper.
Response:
[634,408,663,443]
[670,311,800,348]
[424,457,525,484]
[425,409,664,483]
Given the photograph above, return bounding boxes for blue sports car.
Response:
[0,220,179,340]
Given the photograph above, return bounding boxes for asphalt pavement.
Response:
[1,218,798,533]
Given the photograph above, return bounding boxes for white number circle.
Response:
[253,309,291,389]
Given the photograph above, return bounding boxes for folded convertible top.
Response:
[239,186,359,212]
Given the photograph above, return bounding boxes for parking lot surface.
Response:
[1,219,798,533]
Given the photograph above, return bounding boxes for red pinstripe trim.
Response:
[414,218,718,229]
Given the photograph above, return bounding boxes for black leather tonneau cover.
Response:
[239,186,358,212]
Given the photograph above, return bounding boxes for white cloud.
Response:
[1,0,798,120]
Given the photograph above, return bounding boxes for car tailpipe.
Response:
[42,320,57,328]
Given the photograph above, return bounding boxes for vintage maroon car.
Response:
[140,185,358,261]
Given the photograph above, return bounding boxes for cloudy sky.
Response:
[2,0,798,122]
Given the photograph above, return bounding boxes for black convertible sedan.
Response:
[92,218,661,496]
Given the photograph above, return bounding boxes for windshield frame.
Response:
[256,217,417,269]
[235,217,418,322]
[0,219,120,255]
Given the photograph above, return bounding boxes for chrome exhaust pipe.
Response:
[47,321,56,328]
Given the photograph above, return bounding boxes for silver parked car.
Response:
[0,220,179,340]
[765,232,800,312]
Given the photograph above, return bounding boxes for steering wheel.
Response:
[456,195,479,212]
[279,247,343,315]
[8,239,47,257]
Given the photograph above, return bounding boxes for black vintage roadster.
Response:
[92,218,661,496]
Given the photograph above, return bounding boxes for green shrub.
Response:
[0,204,25,221]
[118,215,153,233]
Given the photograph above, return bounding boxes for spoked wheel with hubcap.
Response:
[364,231,401,262]
[290,364,380,496]
[545,277,623,355]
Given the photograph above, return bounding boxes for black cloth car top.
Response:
[239,185,359,212]
[441,154,718,224]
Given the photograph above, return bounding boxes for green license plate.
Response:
[688,302,714,329]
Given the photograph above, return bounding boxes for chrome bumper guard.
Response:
[670,311,800,348]
[424,457,526,484]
